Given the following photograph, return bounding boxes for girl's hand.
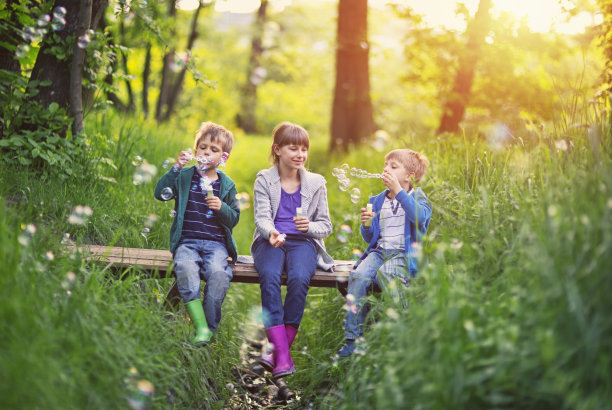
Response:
[360,207,374,225]
[205,196,222,211]
[382,170,402,195]
[293,216,310,233]
[269,230,286,248]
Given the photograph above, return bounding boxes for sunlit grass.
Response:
[1,109,610,408]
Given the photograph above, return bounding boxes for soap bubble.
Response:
[169,209,176,217]
[178,150,193,166]
[372,130,390,151]
[133,161,157,185]
[338,177,351,192]
[161,158,174,169]
[77,34,91,49]
[15,44,30,58]
[218,152,229,168]
[61,232,73,245]
[37,14,51,27]
[336,224,352,243]
[350,188,361,204]
[22,27,36,42]
[124,367,154,410]
[160,187,173,201]
[52,6,67,18]
[69,205,93,225]
[141,227,150,238]
[204,210,213,219]
[44,251,54,261]
[235,192,250,210]
[345,294,358,314]
[145,214,158,227]
[62,271,76,290]
[18,223,37,246]
[250,66,268,85]
[132,155,143,166]
[51,16,66,31]
[350,249,363,261]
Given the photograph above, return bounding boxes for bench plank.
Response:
[77,245,353,288]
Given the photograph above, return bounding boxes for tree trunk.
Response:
[70,0,93,136]
[330,0,375,153]
[437,0,492,135]
[161,0,205,122]
[119,17,135,112]
[24,0,107,134]
[0,0,22,73]
[142,42,152,118]
[155,0,177,122]
[237,0,267,133]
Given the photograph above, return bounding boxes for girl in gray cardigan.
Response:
[251,122,333,378]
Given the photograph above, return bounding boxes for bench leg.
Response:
[164,280,182,311]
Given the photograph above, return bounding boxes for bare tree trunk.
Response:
[71,0,93,136]
[119,17,135,112]
[142,42,152,118]
[237,0,267,133]
[330,0,375,153]
[437,0,492,135]
[155,0,177,122]
[162,0,205,122]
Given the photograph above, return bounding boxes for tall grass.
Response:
[1,109,610,409]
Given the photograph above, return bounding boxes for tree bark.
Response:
[237,0,267,133]
[142,42,152,118]
[155,0,177,122]
[437,0,492,135]
[119,17,135,112]
[70,0,93,136]
[330,0,375,153]
[161,0,205,122]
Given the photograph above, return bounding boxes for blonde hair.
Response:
[194,122,234,153]
[385,149,429,183]
[269,122,310,164]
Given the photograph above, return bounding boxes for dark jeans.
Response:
[252,235,317,328]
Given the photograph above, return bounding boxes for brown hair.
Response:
[269,122,310,164]
[385,149,429,183]
[194,121,234,153]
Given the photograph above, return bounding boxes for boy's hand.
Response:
[382,170,402,195]
[360,207,374,226]
[205,196,222,211]
[175,150,193,169]
[293,216,310,233]
[269,230,286,248]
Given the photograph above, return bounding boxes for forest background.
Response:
[1,0,611,408]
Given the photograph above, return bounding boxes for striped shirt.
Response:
[378,195,406,252]
[182,173,225,242]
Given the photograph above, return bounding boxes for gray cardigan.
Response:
[251,165,335,271]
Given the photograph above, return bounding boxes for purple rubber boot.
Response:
[259,325,298,372]
[264,325,296,378]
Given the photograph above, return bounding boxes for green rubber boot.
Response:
[185,299,212,346]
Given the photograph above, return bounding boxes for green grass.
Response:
[1,110,611,409]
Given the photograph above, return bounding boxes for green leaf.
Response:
[48,103,59,114]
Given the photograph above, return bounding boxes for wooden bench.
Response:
[76,245,353,308]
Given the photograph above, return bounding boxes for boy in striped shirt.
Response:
[337,149,432,358]
[154,122,240,346]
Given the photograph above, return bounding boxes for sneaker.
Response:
[337,340,356,358]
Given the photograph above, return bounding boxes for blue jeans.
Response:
[173,238,233,333]
[252,235,317,328]
[344,248,409,340]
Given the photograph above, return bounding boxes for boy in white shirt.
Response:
[338,149,432,358]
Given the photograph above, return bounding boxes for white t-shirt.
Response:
[378,195,406,252]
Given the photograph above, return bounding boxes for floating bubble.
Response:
[372,130,390,151]
[133,172,144,185]
[161,158,174,169]
[218,152,229,168]
[15,44,30,58]
[350,249,363,261]
[133,161,157,185]
[141,227,150,238]
[51,16,66,31]
[169,209,176,218]
[22,27,36,42]
[62,271,76,290]
[44,251,54,261]
[18,223,37,246]
[338,177,351,192]
[486,122,513,151]
[132,155,143,166]
[52,6,67,18]
[350,187,361,204]
[124,367,154,410]
[345,293,358,314]
[77,34,90,49]
[69,205,93,225]
[160,187,173,201]
[336,224,352,243]
[250,66,268,85]
[145,214,158,227]
[196,155,212,172]
[204,210,213,219]
[191,183,198,191]
[235,192,250,210]
[178,150,193,166]
[37,14,51,27]
[61,232,73,245]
